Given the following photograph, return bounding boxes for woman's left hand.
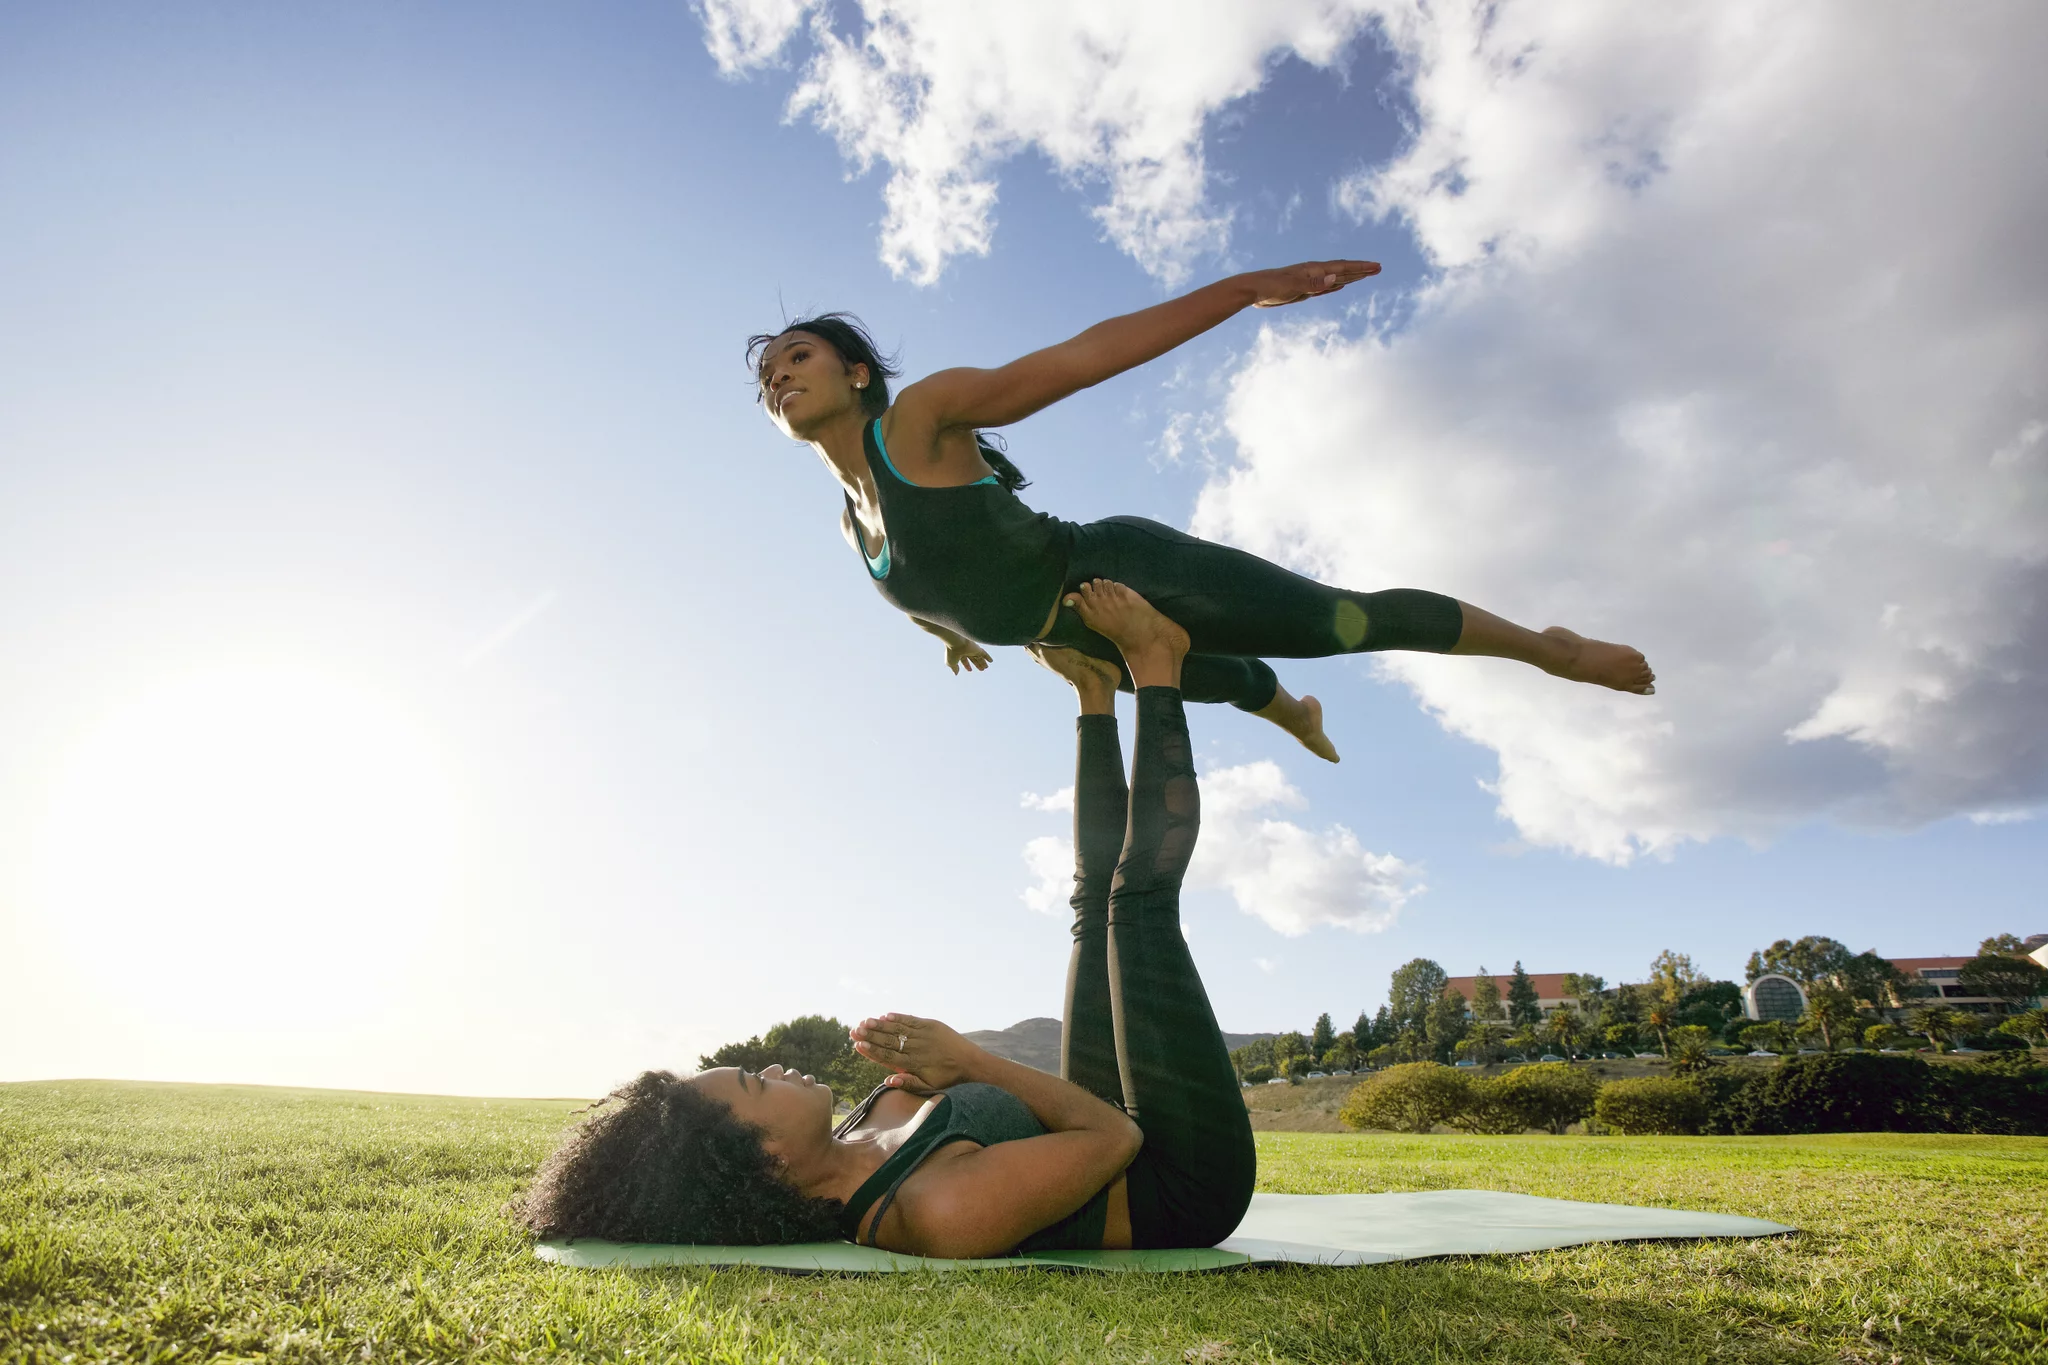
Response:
[851,1013,983,1089]
[945,639,993,674]
[1249,259,1381,308]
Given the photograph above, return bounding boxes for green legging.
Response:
[1060,687,1256,1248]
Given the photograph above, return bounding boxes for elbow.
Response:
[1114,1115,1143,1167]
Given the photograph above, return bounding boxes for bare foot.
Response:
[1064,579,1189,688]
[1026,643,1123,714]
[1540,627,1656,694]
[1255,686,1341,763]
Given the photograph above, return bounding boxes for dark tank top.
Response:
[845,418,1074,646]
[834,1081,1112,1252]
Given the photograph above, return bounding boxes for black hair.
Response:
[513,1070,844,1245]
[746,313,1030,493]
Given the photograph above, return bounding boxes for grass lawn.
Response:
[3,1081,2043,1364]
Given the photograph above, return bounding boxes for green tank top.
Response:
[834,1082,1112,1252]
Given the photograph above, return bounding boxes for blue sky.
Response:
[3,2,2042,1096]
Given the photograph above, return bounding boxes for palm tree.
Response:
[1645,1000,1676,1058]
[1544,1006,1584,1059]
[1906,1005,1974,1053]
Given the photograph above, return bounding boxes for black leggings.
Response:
[1043,516,1465,711]
[1060,687,1255,1248]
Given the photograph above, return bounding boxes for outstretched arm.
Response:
[895,260,1379,433]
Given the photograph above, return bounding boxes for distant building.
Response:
[1743,974,1807,1021]
[1443,973,1575,1019]
[1888,956,2036,1015]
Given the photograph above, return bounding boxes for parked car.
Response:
[1453,1059,1478,1068]
[1332,1069,1353,1076]
[1503,1055,1528,1064]
[1306,1071,1328,1079]
[1746,1049,1778,1057]
[1539,1053,1565,1062]
[1635,1051,1663,1059]
[1265,1077,1289,1085]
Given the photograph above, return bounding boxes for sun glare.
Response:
[30,665,467,1025]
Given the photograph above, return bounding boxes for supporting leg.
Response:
[1029,646,1126,1106]
[1065,582,1257,1250]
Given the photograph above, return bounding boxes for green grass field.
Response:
[3,1081,2043,1364]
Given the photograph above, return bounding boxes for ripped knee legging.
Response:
[1041,515,1465,711]
[1059,686,1256,1248]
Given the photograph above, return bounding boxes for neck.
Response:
[806,408,873,491]
[796,1131,890,1206]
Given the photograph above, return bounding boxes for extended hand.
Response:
[946,639,993,674]
[851,1013,982,1089]
[1250,259,1381,308]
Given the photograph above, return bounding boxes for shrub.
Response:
[1488,1063,1600,1134]
[1594,1077,1709,1135]
[1339,1063,1470,1133]
[1448,1075,1528,1134]
[1242,1065,1276,1084]
[1723,1053,1931,1135]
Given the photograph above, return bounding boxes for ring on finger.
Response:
[897,1034,907,1052]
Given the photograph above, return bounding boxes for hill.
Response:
[965,1017,1278,1074]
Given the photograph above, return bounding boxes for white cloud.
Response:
[1187,760,1420,935]
[695,0,1381,283]
[1192,2,2048,859]
[1019,758,1421,934]
[1020,786,1074,812]
[1019,833,1074,916]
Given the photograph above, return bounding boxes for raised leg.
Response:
[1054,515,1655,696]
[1064,582,1257,1249]
[1027,645,1127,1106]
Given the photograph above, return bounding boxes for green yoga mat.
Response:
[535,1190,1794,1274]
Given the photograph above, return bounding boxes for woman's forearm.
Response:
[964,1047,1138,1148]
[1056,275,1262,390]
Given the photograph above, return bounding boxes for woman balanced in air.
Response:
[748,261,1653,762]
[520,585,1255,1255]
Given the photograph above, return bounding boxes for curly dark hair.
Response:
[513,1070,846,1244]
[746,312,1030,493]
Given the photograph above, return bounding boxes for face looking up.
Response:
[758,331,869,438]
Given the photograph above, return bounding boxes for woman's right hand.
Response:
[851,1013,985,1089]
[1249,259,1381,308]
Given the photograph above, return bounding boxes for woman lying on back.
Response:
[517,583,1254,1255]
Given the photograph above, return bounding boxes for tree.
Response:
[1273,1030,1309,1076]
[1230,1038,1276,1078]
[1957,954,2048,1011]
[1906,1006,1974,1053]
[1677,980,1744,1031]
[1352,1010,1374,1050]
[1339,1063,1470,1133]
[1644,1000,1677,1058]
[1488,1063,1600,1134]
[1740,1021,1795,1054]
[1507,1025,1541,1059]
[1747,936,1852,986]
[1507,962,1542,1028]
[1328,1031,1359,1070]
[1470,967,1504,1025]
[1668,1025,1717,1075]
[1388,958,1449,1036]
[1837,951,1913,1011]
[1647,950,1705,1008]
[1980,933,2029,957]
[1370,1004,1396,1050]
[1543,1005,1584,1059]
[1463,1019,1511,1066]
[699,1014,889,1102]
[1603,1022,1641,1053]
[1863,1022,1911,1051]
[1798,983,1861,1052]
[1994,1009,2047,1046]
[1310,1012,1336,1058]
[1426,989,1470,1062]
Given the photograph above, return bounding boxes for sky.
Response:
[2,1,2043,1098]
